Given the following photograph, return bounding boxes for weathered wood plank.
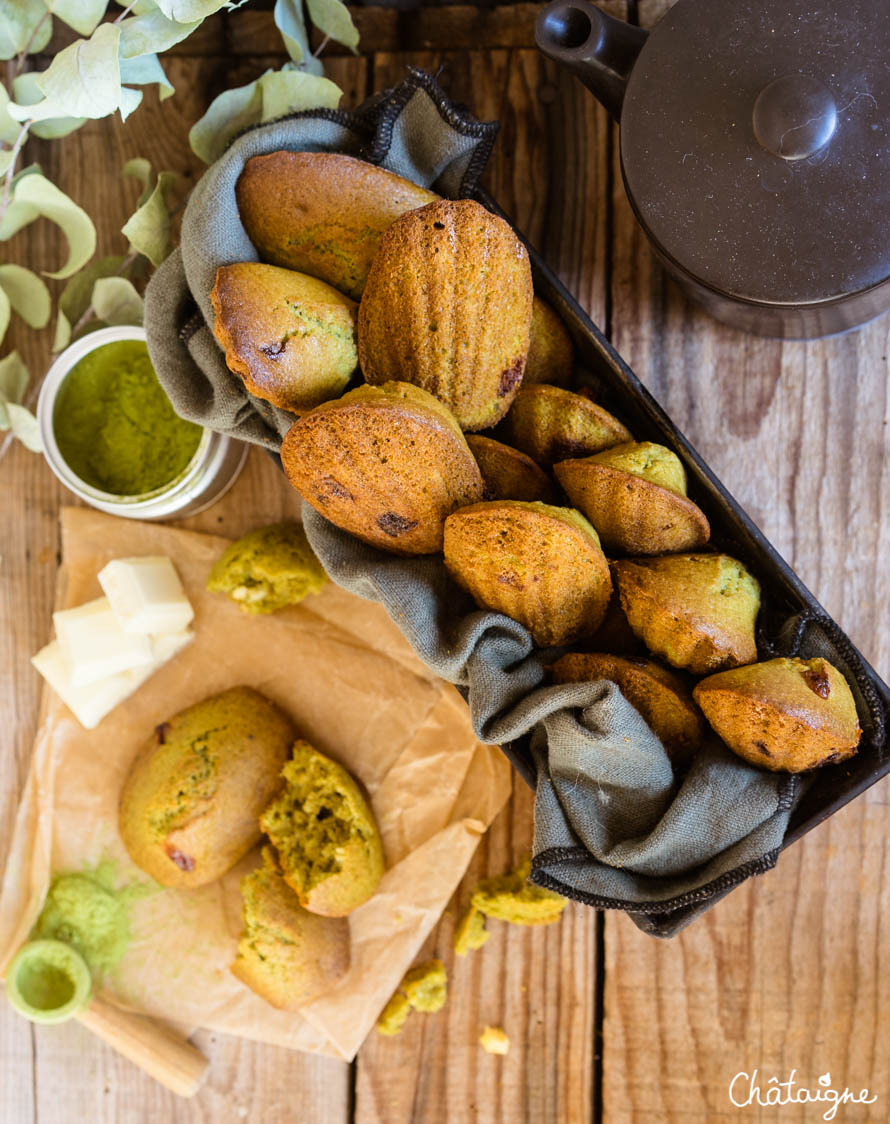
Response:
[604,2,890,1120]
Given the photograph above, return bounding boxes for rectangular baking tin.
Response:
[475,187,890,895]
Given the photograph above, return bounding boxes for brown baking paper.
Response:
[0,507,511,1060]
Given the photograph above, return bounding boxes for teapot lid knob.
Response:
[752,74,837,160]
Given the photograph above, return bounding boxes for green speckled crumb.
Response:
[376,959,448,1037]
[376,990,411,1036]
[402,958,447,1012]
[453,904,490,956]
[471,857,567,926]
[206,522,326,614]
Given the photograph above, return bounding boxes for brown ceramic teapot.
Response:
[536,0,890,339]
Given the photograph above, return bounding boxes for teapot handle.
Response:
[535,0,648,121]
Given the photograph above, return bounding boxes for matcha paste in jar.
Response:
[53,339,202,496]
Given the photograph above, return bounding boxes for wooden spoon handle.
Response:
[76,996,209,1097]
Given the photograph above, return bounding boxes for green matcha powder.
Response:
[53,339,202,496]
[32,864,149,979]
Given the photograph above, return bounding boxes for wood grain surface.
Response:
[2,2,889,1121]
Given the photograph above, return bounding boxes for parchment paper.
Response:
[0,507,511,1060]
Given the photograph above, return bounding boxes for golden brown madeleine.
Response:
[119,687,295,888]
[466,435,555,503]
[211,263,357,412]
[235,152,438,299]
[443,501,612,646]
[281,382,483,555]
[261,740,384,917]
[693,657,861,772]
[612,554,760,675]
[552,652,703,764]
[358,199,534,431]
[505,384,632,466]
[231,849,350,1011]
[554,441,710,555]
[524,297,574,387]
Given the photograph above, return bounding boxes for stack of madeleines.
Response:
[119,686,383,1010]
[209,152,861,776]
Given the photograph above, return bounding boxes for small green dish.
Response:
[5,939,92,1025]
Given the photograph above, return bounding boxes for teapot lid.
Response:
[620,0,890,306]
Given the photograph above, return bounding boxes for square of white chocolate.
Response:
[53,597,154,687]
[98,556,194,635]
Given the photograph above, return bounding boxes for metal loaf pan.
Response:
[474,187,890,915]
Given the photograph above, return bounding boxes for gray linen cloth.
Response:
[144,69,807,937]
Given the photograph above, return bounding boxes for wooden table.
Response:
[2,4,889,1121]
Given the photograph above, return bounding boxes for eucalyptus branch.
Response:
[0,120,32,222]
[313,35,331,59]
[114,1,140,24]
[14,11,51,79]
[69,248,142,339]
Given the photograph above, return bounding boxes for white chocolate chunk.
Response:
[32,641,153,730]
[54,597,154,687]
[32,631,195,730]
[98,556,194,634]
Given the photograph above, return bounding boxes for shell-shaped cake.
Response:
[211,263,357,412]
[281,382,484,555]
[231,848,351,1010]
[555,441,710,555]
[524,296,574,388]
[358,199,534,431]
[119,687,295,888]
[693,657,861,772]
[466,435,555,503]
[612,553,760,675]
[443,501,612,646]
[236,152,439,300]
[506,384,632,466]
[260,741,384,917]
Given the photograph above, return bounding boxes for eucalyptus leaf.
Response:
[123,157,154,206]
[119,53,174,101]
[43,0,108,37]
[121,170,176,265]
[0,264,50,328]
[273,0,311,67]
[6,402,41,451]
[52,308,70,352]
[0,287,10,349]
[58,255,137,325]
[13,73,86,140]
[0,85,22,145]
[0,175,96,280]
[260,69,341,121]
[0,350,28,404]
[306,0,358,53]
[189,68,341,163]
[155,0,229,19]
[119,9,201,58]
[91,276,144,325]
[119,86,144,122]
[0,0,51,61]
[188,79,262,164]
[9,23,121,123]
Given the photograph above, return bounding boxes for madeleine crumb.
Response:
[479,1026,510,1055]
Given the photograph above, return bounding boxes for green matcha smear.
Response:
[31,866,148,979]
[53,339,202,496]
